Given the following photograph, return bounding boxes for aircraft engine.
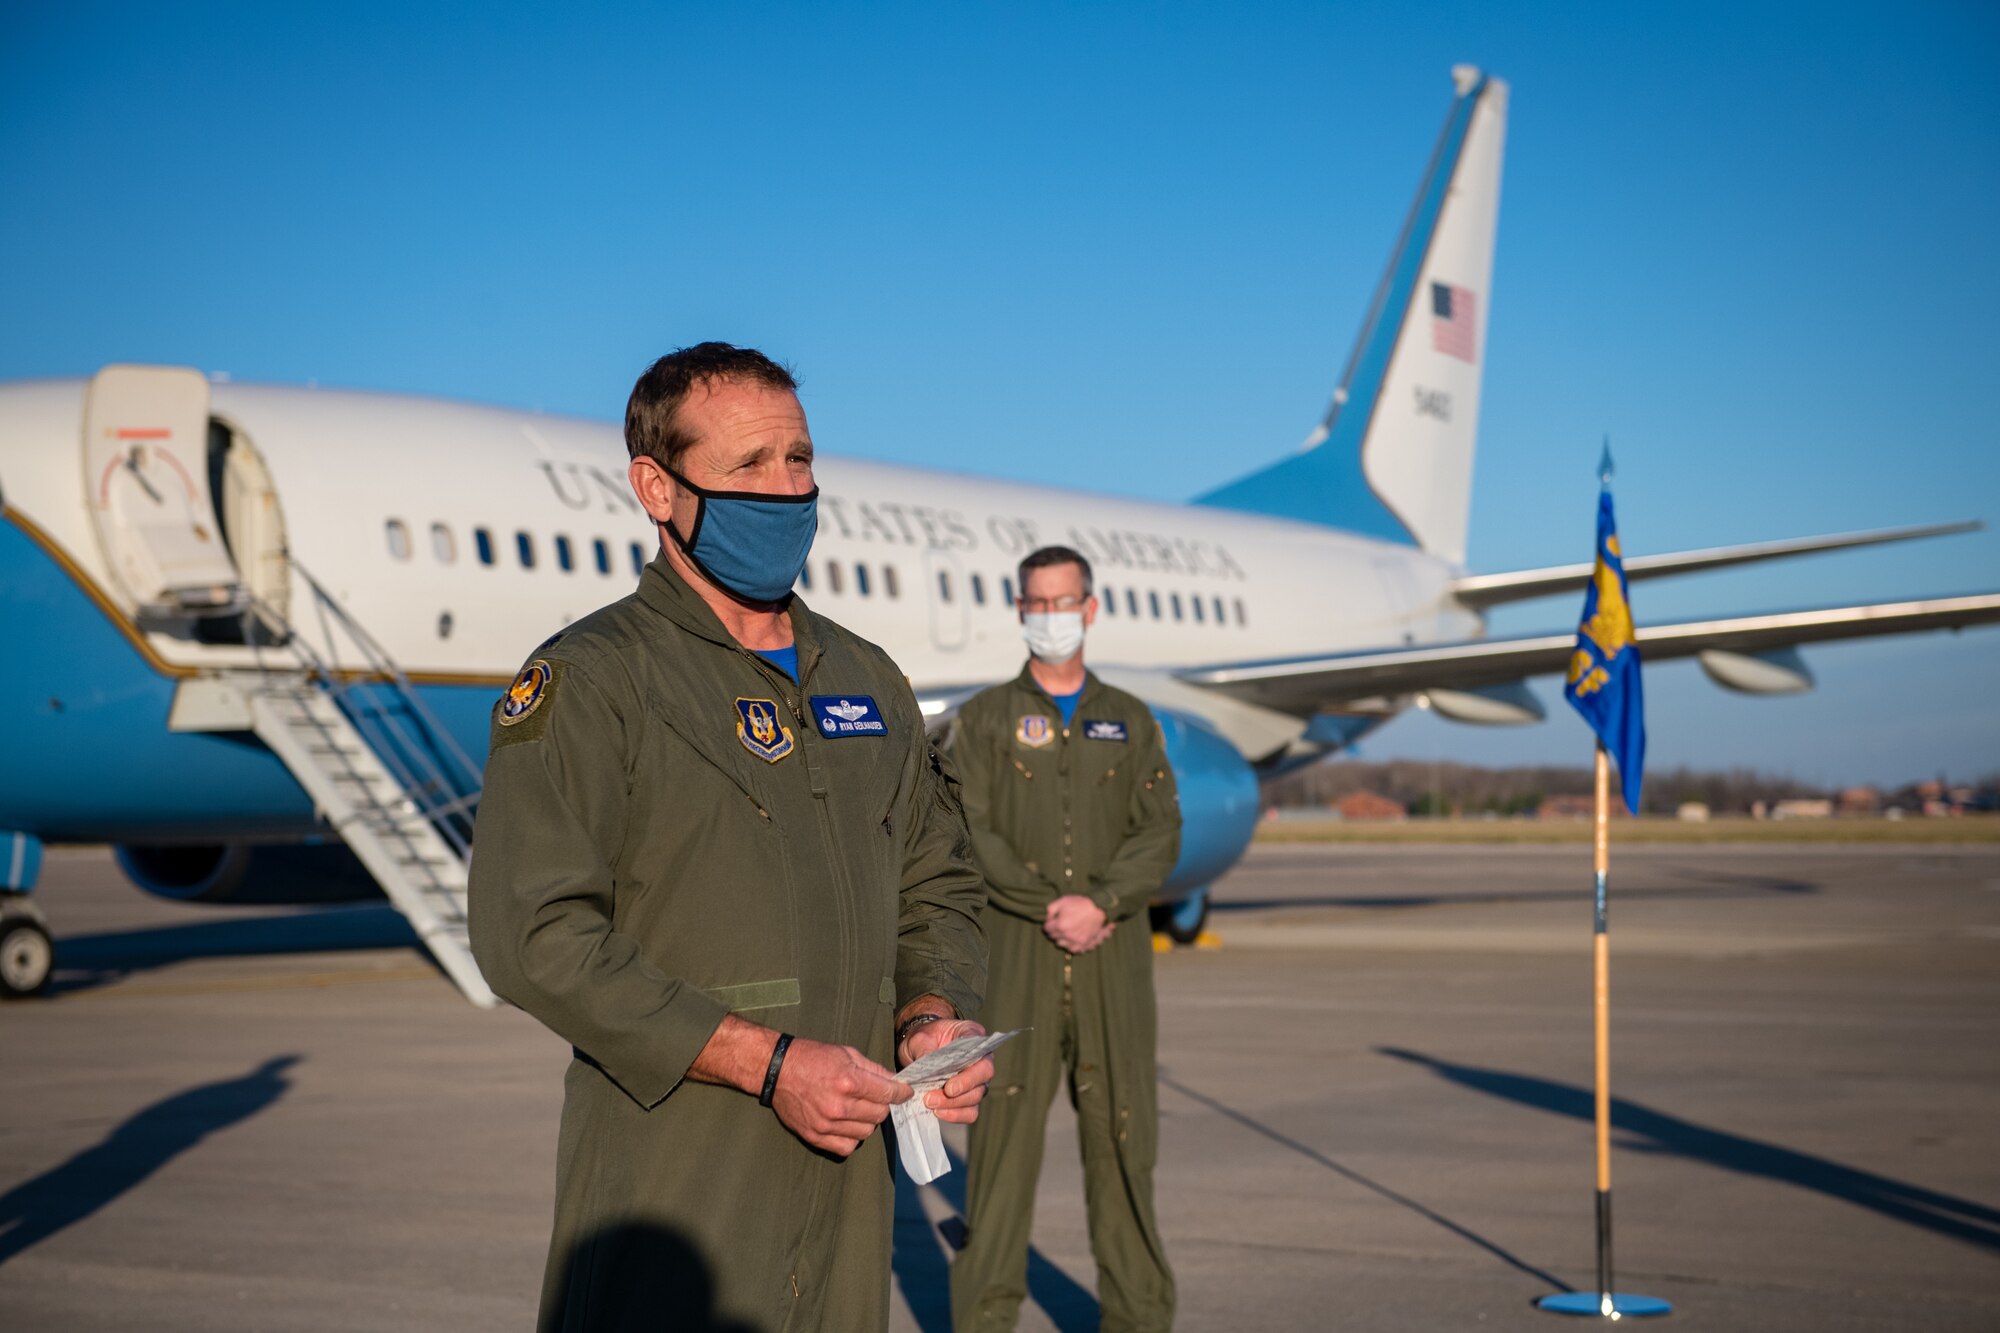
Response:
[1150,707,1261,897]
[114,842,384,905]
[1697,646,1815,694]
[1421,681,1546,725]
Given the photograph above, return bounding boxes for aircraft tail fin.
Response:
[1195,66,1507,567]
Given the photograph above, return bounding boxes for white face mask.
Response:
[1022,611,1085,664]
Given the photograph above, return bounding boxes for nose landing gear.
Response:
[0,898,53,998]
[1149,885,1212,947]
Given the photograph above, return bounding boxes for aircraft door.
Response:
[81,365,244,615]
[209,419,292,636]
[925,547,969,652]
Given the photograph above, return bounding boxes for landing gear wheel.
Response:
[1149,888,1211,946]
[0,916,53,998]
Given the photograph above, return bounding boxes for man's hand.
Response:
[769,1037,911,1157]
[899,1017,996,1125]
[1044,894,1112,953]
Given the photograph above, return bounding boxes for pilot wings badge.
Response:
[735,697,796,763]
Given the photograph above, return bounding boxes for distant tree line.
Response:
[1263,759,2000,817]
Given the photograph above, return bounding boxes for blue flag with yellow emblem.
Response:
[1563,485,1646,813]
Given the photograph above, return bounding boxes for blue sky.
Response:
[3,3,1996,786]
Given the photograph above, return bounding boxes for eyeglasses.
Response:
[1019,595,1089,613]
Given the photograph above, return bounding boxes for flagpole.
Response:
[1539,742,1668,1318]
[1540,444,1670,1320]
[1592,741,1615,1311]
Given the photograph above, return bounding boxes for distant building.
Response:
[1771,798,1834,819]
[1837,786,1881,816]
[1677,801,1711,822]
[1333,790,1407,821]
[1537,795,1601,820]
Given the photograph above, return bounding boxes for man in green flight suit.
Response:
[949,546,1181,1332]
[469,343,994,1333]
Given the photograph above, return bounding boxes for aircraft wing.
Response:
[1176,591,2000,715]
[1450,521,1980,610]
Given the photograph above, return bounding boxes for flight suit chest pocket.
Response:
[810,691,900,799]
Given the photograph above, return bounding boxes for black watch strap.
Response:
[896,1011,947,1050]
[759,1032,794,1108]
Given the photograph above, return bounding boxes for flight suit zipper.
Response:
[743,644,849,1280]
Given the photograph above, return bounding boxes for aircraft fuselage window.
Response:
[593,538,610,575]
[555,534,575,573]
[1126,589,1138,617]
[1148,590,1161,620]
[516,531,536,569]
[1101,583,1114,615]
[1234,597,1247,626]
[855,563,872,597]
[630,542,646,577]
[386,519,412,561]
[935,569,950,603]
[1171,592,1184,621]
[475,528,495,566]
[884,565,900,599]
[971,573,986,605]
[1213,595,1225,624]
[1192,595,1204,623]
[431,522,456,564]
[1001,576,1015,607]
[797,561,813,590]
[826,560,844,594]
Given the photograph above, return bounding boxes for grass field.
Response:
[1252,814,2000,844]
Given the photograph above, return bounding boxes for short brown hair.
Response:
[625,342,799,470]
[1017,545,1093,599]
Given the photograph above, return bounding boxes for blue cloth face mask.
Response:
[663,469,819,605]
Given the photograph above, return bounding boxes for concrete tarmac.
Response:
[1,841,1996,1331]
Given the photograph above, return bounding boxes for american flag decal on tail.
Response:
[1431,282,1478,363]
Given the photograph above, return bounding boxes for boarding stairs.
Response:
[194,564,497,1006]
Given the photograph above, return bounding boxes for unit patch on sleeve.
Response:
[735,697,796,763]
[1081,719,1129,743]
[1015,714,1054,748]
[498,660,554,727]
[810,695,887,738]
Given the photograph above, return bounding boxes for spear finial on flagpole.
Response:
[1599,437,1615,489]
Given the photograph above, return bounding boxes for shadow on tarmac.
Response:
[545,1220,757,1332]
[1158,1072,1571,1293]
[0,1055,300,1267]
[893,1144,1101,1333]
[52,906,419,994]
[1378,1048,2000,1254]
[1215,867,1816,914]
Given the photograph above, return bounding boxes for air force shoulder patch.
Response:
[498,660,553,727]
[1082,719,1129,742]
[736,697,796,763]
[810,695,886,738]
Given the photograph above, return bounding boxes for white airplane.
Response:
[2,66,1994,1001]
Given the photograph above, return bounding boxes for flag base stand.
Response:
[1536,1291,1672,1319]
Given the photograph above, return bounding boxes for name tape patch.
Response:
[810,694,887,738]
[1082,719,1128,742]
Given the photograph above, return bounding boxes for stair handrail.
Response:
[246,562,487,857]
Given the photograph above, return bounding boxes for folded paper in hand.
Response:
[890,1029,1023,1184]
